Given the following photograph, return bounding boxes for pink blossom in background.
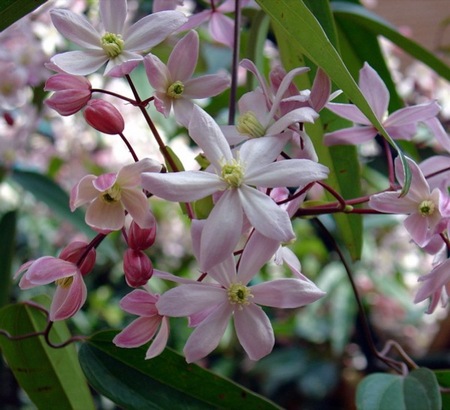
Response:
[70,158,161,233]
[49,0,187,76]
[113,289,169,359]
[144,30,230,127]
[324,62,441,145]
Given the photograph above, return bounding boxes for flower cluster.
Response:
[11,0,450,367]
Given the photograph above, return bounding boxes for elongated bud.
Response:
[45,73,92,116]
[59,241,96,275]
[123,249,153,287]
[127,219,157,251]
[84,99,124,134]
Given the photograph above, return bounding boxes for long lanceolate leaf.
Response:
[256,0,411,195]
[0,0,48,32]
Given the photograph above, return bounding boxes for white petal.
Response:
[51,50,107,76]
[100,0,126,33]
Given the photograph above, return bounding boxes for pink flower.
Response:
[50,0,187,76]
[156,241,325,362]
[369,157,449,247]
[324,63,441,145]
[126,219,157,250]
[14,241,96,321]
[144,30,230,127]
[113,289,169,359]
[141,106,329,270]
[44,73,92,116]
[83,99,124,134]
[71,159,161,233]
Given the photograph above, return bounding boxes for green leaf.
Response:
[331,2,450,81]
[79,330,282,410]
[434,369,450,409]
[256,0,411,196]
[356,369,441,410]
[0,0,48,32]
[10,167,91,236]
[0,297,95,409]
[0,211,16,308]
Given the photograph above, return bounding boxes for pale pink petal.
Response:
[19,257,78,289]
[70,174,97,211]
[278,247,310,280]
[100,0,126,33]
[14,260,33,281]
[359,63,389,119]
[146,316,170,359]
[325,103,371,125]
[266,107,318,136]
[425,117,450,153]
[310,68,331,111]
[208,254,236,288]
[239,136,288,172]
[92,173,116,191]
[245,159,329,188]
[85,198,125,231]
[113,316,160,348]
[119,289,159,316]
[156,284,227,317]
[50,9,100,49]
[239,185,295,242]
[209,13,234,47]
[324,126,377,146]
[221,125,247,145]
[394,156,431,201]
[51,50,107,76]
[104,52,142,77]
[168,30,198,81]
[240,59,272,105]
[368,192,418,214]
[183,74,230,99]
[385,101,440,127]
[144,54,171,91]
[117,158,162,187]
[404,213,432,247]
[200,190,243,271]
[178,10,210,31]
[50,272,87,321]
[173,98,194,127]
[415,259,450,304]
[120,189,154,229]
[154,94,173,118]
[234,303,274,360]
[251,278,325,308]
[184,302,232,363]
[141,170,224,202]
[124,11,187,51]
[188,106,232,170]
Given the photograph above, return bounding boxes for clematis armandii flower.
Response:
[324,62,441,145]
[70,158,161,233]
[14,241,96,321]
[156,238,325,362]
[49,0,187,77]
[369,157,450,247]
[113,289,169,359]
[141,106,329,270]
[144,30,230,127]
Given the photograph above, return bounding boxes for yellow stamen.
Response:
[101,32,124,58]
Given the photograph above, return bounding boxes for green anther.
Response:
[55,276,74,289]
[102,184,122,203]
[227,282,253,307]
[167,81,185,98]
[221,159,245,188]
[236,111,266,138]
[418,200,435,216]
[101,32,124,58]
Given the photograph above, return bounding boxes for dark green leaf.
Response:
[0,297,95,409]
[79,330,282,410]
[0,0,48,32]
[0,211,16,308]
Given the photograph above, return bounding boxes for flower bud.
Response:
[44,73,92,116]
[127,218,157,251]
[123,249,153,287]
[59,241,96,275]
[83,99,125,134]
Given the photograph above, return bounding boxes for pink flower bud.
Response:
[59,241,96,275]
[127,219,157,251]
[83,99,125,135]
[123,249,153,287]
[44,73,92,116]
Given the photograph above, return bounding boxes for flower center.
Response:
[101,32,124,58]
[221,159,245,188]
[236,111,266,138]
[102,183,122,203]
[55,276,74,289]
[227,282,253,307]
[167,81,185,99]
[418,200,435,216]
